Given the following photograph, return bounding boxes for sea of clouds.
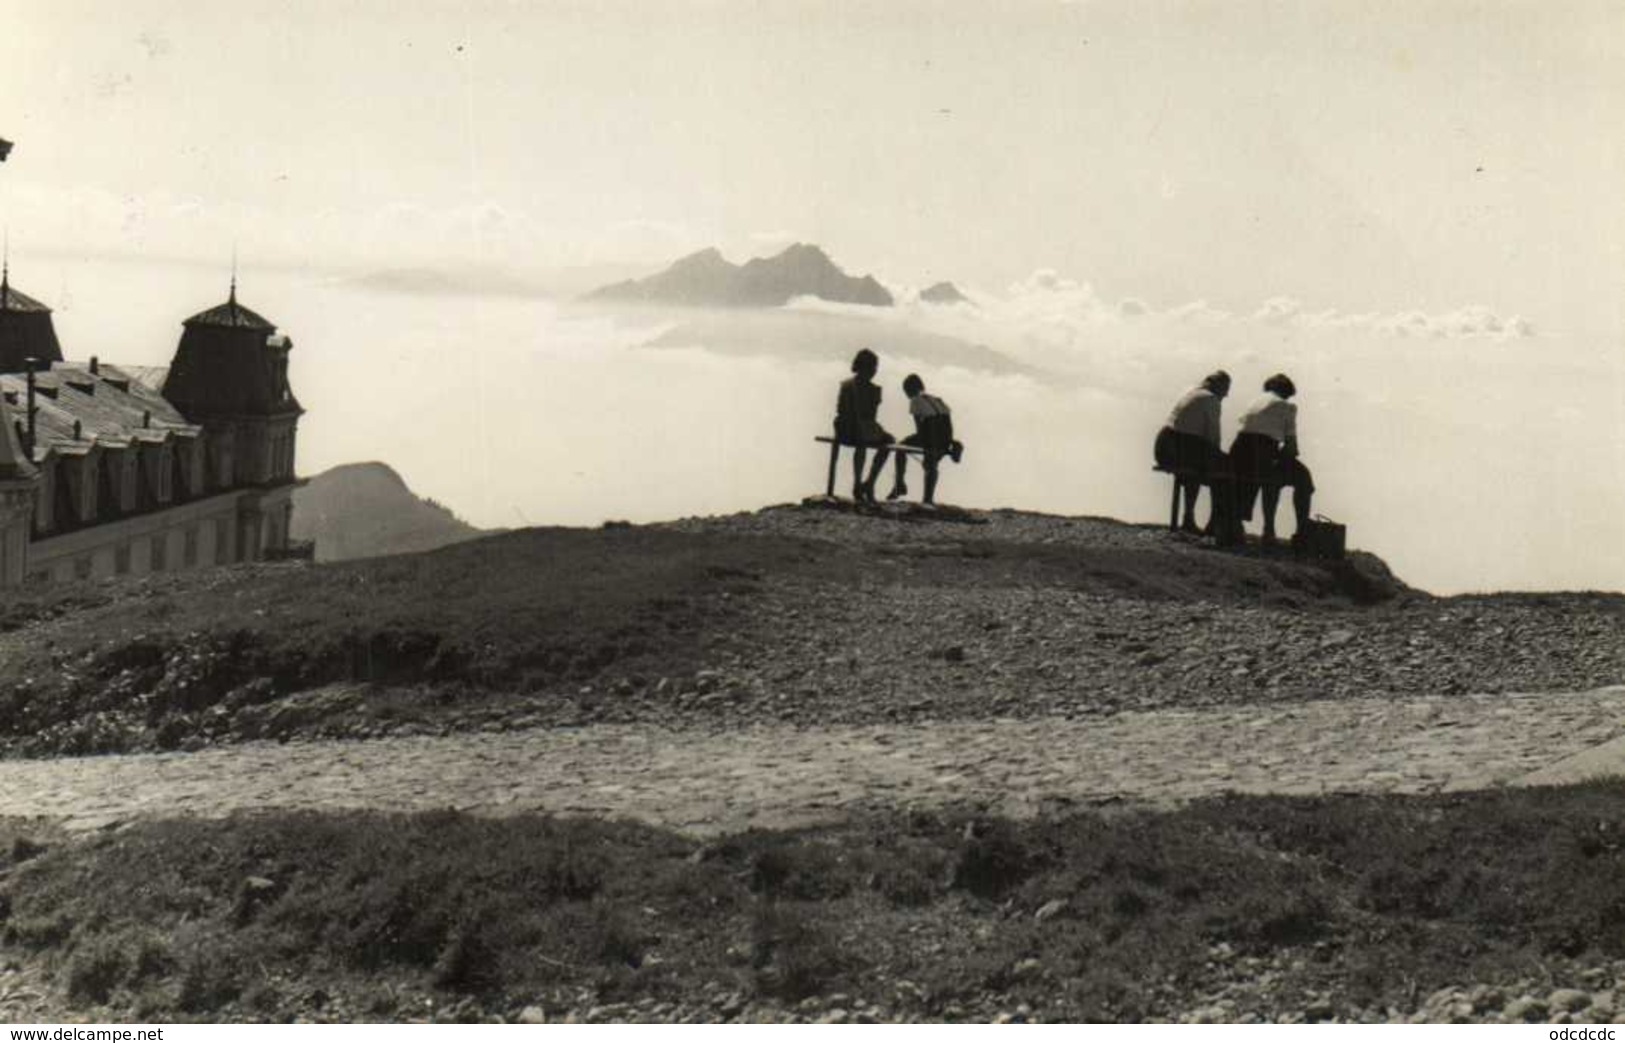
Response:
[26,254,1623,595]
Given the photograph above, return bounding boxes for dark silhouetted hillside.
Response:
[291,461,484,562]
[585,243,894,308]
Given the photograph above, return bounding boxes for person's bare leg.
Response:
[863,447,890,501]
[851,445,868,500]
[923,453,941,504]
[889,451,910,499]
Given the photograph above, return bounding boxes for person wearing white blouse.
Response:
[1229,373,1315,545]
[1153,370,1239,543]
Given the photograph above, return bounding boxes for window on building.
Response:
[52,465,78,533]
[124,455,141,512]
[171,449,188,503]
[184,524,198,567]
[149,445,169,500]
[114,543,130,575]
[134,452,153,510]
[151,534,167,572]
[215,516,230,564]
[203,441,218,492]
[73,556,92,581]
[96,458,118,522]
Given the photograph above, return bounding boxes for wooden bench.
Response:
[816,436,928,498]
[1153,464,1211,532]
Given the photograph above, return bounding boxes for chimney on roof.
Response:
[72,419,81,440]
[142,410,151,427]
[89,356,99,375]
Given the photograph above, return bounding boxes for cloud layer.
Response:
[940,271,1538,342]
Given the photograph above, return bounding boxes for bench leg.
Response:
[1169,476,1181,532]
[825,440,840,498]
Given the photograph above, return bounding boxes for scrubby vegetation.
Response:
[7,783,1625,1022]
[0,527,827,755]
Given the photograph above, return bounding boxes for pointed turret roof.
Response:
[182,281,275,330]
[0,262,65,373]
[164,277,298,418]
[0,269,51,314]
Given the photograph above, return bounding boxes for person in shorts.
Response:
[887,373,964,506]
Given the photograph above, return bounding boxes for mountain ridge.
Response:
[585,243,895,308]
[290,461,486,562]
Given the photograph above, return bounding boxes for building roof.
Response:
[183,291,275,330]
[0,361,201,464]
[165,302,299,417]
[0,269,65,373]
[0,280,51,314]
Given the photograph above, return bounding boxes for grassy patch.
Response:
[0,515,1417,757]
[0,527,833,755]
[6,784,1625,1021]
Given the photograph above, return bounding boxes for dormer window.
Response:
[266,333,292,403]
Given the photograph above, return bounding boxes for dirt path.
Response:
[3,685,1623,835]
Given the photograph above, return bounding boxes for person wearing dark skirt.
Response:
[1154,370,1237,539]
[833,348,895,502]
[1230,373,1315,545]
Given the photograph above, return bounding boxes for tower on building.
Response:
[0,263,64,374]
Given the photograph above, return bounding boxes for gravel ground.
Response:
[173,502,1625,744]
[617,503,1623,728]
[4,503,1623,1025]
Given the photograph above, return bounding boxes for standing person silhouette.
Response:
[1230,373,1315,546]
[1154,370,1238,542]
[833,348,894,503]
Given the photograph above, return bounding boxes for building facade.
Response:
[0,272,306,587]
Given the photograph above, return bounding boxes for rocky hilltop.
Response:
[1,501,1619,757]
[585,244,894,308]
[1,502,1624,1025]
[290,461,484,562]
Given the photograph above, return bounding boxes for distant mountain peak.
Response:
[776,242,829,260]
[585,244,893,308]
[672,246,728,267]
[920,281,970,305]
[291,461,484,563]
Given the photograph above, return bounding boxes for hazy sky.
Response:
[3,0,1621,334]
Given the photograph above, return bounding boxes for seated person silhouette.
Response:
[1153,370,1238,542]
[1230,372,1315,546]
[887,373,963,506]
[833,348,895,502]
